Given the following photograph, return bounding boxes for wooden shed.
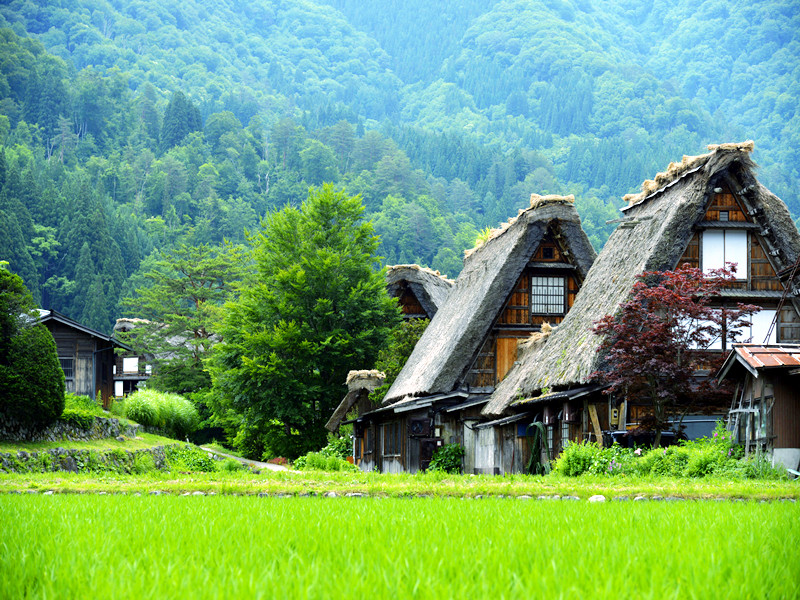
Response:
[37,310,131,408]
[718,344,800,471]
[485,141,800,465]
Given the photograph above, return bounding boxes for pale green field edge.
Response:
[1,469,798,501]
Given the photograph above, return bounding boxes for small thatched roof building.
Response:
[484,141,800,417]
[383,194,597,408]
[325,370,385,432]
[385,264,453,319]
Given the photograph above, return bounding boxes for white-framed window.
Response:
[531,276,565,315]
[122,357,139,373]
[114,381,124,397]
[702,230,748,275]
[690,309,778,350]
[732,309,777,345]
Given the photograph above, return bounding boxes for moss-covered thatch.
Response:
[382,195,596,407]
[483,142,800,417]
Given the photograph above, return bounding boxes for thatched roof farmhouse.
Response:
[485,142,800,448]
[383,194,596,409]
[342,194,596,473]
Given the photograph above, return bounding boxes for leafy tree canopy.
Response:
[119,242,249,394]
[208,184,401,457]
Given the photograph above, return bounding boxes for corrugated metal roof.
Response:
[733,344,800,370]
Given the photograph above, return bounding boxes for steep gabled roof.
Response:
[385,264,453,318]
[484,141,800,416]
[382,194,596,407]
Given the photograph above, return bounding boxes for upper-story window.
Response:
[702,230,747,276]
[531,276,565,315]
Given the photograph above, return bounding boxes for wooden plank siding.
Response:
[773,376,800,449]
[673,185,800,343]
[397,283,426,317]
[469,233,585,388]
[704,184,749,222]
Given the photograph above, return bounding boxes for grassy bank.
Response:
[2,495,798,599]
[1,468,798,500]
[0,431,177,454]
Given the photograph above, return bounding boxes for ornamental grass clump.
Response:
[123,390,200,439]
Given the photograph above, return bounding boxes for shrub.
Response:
[294,451,357,472]
[64,393,103,414]
[217,458,244,473]
[428,443,465,474]
[554,441,598,476]
[0,269,65,428]
[131,453,156,475]
[59,409,96,430]
[124,393,160,428]
[123,390,200,439]
[319,435,350,459]
[164,444,216,472]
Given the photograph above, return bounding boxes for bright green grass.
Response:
[1,469,798,500]
[1,496,797,599]
[0,431,177,453]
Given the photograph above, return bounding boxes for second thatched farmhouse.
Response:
[337,194,596,473]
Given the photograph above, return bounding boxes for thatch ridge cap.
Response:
[465,195,580,259]
[622,141,755,207]
[386,263,453,283]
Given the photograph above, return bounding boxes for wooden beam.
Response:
[588,404,603,448]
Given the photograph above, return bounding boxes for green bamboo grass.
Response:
[1,496,797,599]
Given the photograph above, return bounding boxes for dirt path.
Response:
[201,447,288,471]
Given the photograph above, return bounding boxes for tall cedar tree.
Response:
[209,184,401,457]
[119,242,248,394]
[592,264,758,447]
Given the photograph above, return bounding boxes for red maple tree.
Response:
[592,264,758,447]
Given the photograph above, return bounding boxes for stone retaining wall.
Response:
[0,415,140,443]
[0,445,173,474]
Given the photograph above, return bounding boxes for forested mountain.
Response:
[0,0,798,333]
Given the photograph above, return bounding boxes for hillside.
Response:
[0,0,798,332]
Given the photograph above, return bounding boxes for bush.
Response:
[217,458,244,473]
[164,444,216,472]
[123,390,200,439]
[64,393,103,414]
[0,269,66,427]
[428,443,465,474]
[319,435,350,459]
[294,451,357,472]
[131,453,156,474]
[59,409,96,430]
[554,441,598,476]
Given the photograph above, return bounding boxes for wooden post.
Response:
[618,401,627,431]
[588,404,603,448]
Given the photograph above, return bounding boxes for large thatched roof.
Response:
[484,141,800,416]
[385,264,453,318]
[382,195,597,407]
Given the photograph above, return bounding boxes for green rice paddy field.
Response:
[2,495,798,599]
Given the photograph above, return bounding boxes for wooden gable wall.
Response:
[675,182,800,343]
[468,230,584,388]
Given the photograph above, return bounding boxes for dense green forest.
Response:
[0,0,798,334]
